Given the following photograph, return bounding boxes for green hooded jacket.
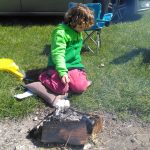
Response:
[48,24,84,77]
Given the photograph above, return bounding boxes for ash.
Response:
[45,108,85,122]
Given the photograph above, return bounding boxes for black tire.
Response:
[115,0,137,14]
[110,0,137,21]
[126,0,137,14]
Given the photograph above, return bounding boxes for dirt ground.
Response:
[0,107,149,150]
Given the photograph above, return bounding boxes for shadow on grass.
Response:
[24,44,50,83]
[122,14,142,23]
[24,67,47,83]
[112,13,142,24]
[110,48,150,64]
[0,16,63,27]
[40,44,51,56]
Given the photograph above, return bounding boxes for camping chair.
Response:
[68,2,113,53]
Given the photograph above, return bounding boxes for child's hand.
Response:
[61,74,70,84]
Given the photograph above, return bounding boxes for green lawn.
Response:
[0,12,150,122]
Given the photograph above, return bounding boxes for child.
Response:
[39,4,94,95]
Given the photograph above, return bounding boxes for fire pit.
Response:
[29,108,103,146]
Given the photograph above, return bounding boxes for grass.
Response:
[0,12,150,122]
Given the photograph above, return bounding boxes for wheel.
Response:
[126,0,137,14]
[111,0,138,21]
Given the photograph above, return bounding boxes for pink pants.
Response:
[39,69,89,95]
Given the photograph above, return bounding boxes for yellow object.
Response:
[0,58,24,80]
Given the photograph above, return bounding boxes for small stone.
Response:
[112,116,117,121]
[83,143,92,150]
[35,112,39,115]
[131,138,135,143]
[33,117,38,121]
[17,129,21,132]
[127,125,132,128]
[100,63,105,67]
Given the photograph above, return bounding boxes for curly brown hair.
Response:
[64,4,94,29]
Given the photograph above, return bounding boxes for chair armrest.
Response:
[102,13,113,22]
[96,13,113,27]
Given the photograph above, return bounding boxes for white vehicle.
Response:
[0,0,148,21]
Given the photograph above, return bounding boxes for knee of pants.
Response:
[50,84,69,95]
[69,82,87,93]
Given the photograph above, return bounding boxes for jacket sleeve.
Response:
[51,29,68,77]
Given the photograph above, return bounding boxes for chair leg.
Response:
[84,31,96,44]
[83,31,96,53]
[96,30,101,53]
[87,46,95,53]
[83,30,101,53]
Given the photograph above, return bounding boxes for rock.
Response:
[83,143,92,150]
[33,117,38,121]
[131,138,135,143]
[100,63,105,67]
